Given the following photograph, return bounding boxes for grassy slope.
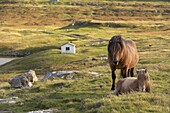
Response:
[0,0,170,112]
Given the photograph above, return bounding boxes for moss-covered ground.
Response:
[0,0,169,112]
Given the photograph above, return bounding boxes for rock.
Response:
[8,70,38,88]
[27,109,58,113]
[23,70,38,83]
[42,70,79,81]
[88,72,100,76]
[42,70,102,81]
[8,76,33,88]
[0,97,18,104]
[0,111,14,113]
[50,0,59,3]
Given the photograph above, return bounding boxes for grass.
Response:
[0,0,170,112]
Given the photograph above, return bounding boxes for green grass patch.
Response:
[0,0,169,112]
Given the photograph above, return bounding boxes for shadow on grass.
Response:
[1,46,60,57]
[58,20,135,30]
[0,86,11,90]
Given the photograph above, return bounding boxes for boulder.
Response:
[27,109,59,113]
[50,0,59,3]
[0,97,18,104]
[28,109,53,113]
[42,70,79,81]
[8,70,38,88]
[22,70,38,83]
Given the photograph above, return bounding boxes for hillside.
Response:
[0,0,170,112]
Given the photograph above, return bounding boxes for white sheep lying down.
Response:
[114,69,151,95]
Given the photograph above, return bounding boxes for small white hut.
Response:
[61,42,76,54]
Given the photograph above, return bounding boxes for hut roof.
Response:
[61,42,75,46]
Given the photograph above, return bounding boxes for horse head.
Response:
[108,35,123,65]
[137,69,150,92]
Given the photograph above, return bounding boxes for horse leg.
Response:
[121,68,126,78]
[128,69,131,77]
[123,67,129,78]
[121,68,130,78]
[130,67,134,77]
[111,69,116,90]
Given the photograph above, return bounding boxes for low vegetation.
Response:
[0,0,169,112]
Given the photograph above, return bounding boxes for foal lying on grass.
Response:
[114,69,150,95]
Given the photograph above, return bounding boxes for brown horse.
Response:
[108,35,139,90]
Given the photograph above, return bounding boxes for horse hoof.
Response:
[111,88,115,90]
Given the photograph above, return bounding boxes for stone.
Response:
[0,97,18,104]
[8,70,38,88]
[88,72,100,76]
[23,70,38,83]
[27,109,59,113]
[50,0,59,3]
[42,70,79,81]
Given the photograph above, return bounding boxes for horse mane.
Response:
[108,35,124,50]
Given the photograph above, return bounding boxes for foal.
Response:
[114,69,150,95]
